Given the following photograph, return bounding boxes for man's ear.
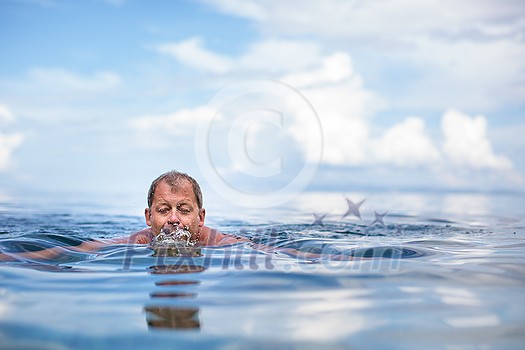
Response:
[145,208,152,227]
[198,208,206,227]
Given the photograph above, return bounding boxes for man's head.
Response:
[147,170,203,210]
[145,170,205,239]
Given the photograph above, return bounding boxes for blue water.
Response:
[1,191,524,349]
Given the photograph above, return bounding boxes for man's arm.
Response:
[109,228,155,244]
[0,229,157,262]
[0,239,110,262]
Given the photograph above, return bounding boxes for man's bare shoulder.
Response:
[199,226,250,246]
[110,228,155,245]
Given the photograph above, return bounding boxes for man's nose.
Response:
[167,211,181,226]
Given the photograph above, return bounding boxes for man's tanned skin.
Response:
[0,171,248,262]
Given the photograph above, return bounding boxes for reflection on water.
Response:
[148,264,206,275]
[146,263,204,330]
[146,264,204,331]
[0,192,524,349]
[145,306,200,330]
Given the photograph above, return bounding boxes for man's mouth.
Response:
[152,227,195,247]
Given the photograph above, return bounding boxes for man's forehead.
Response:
[155,179,195,201]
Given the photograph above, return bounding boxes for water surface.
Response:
[1,192,524,349]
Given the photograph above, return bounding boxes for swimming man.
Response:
[0,170,248,261]
[115,170,248,246]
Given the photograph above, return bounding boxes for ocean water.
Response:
[0,191,524,349]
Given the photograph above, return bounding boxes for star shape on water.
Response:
[371,211,388,227]
[342,197,366,220]
[311,213,327,226]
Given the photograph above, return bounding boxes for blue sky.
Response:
[1,0,524,208]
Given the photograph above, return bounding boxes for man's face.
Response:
[145,179,205,239]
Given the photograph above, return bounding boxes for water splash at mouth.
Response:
[152,227,196,247]
[150,227,200,257]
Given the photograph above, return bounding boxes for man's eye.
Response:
[158,208,169,214]
[178,207,191,214]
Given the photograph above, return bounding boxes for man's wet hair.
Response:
[147,170,203,209]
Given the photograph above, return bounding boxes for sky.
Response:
[0,0,524,209]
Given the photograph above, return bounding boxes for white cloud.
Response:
[149,28,522,189]
[201,0,268,21]
[145,43,520,178]
[282,54,512,173]
[0,68,124,125]
[0,104,24,171]
[128,106,218,135]
[155,38,323,75]
[201,0,525,110]
[27,68,121,91]
[237,40,322,73]
[398,36,525,110]
[0,133,24,171]
[282,52,353,87]
[156,38,233,74]
[373,117,441,167]
[280,52,381,166]
[441,109,513,170]
[0,104,14,123]
[204,0,524,42]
